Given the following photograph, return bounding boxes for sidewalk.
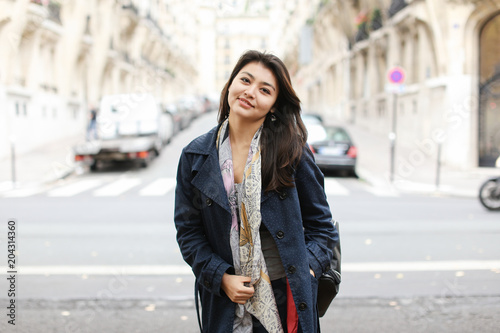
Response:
[339,121,499,198]
[0,134,85,191]
[1,296,499,333]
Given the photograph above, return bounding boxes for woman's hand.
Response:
[310,268,316,277]
[221,273,255,304]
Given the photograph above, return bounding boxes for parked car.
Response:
[306,124,357,176]
[163,103,183,135]
[302,113,324,125]
[160,107,174,145]
[176,96,204,124]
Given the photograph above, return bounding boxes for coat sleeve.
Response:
[295,146,339,278]
[174,149,232,296]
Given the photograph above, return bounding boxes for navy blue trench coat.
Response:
[174,125,338,333]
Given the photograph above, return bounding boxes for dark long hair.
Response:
[217,50,308,192]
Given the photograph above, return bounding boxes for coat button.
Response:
[206,198,213,206]
[279,191,288,200]
[298,302,307,311]
[287,266,296,274]
[204,280,211,288]
[276,230,284,239]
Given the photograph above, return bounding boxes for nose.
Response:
[244,84,257,98]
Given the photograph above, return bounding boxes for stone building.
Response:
[0,0,199,159]
[283,0,500,169]
[212,1,272,92]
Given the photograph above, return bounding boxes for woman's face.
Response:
[227,62,279,124]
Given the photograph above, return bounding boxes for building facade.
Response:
[0,0,199,159]
[213,1,272,92]
[283,0,500,169]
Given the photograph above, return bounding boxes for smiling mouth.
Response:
[238,97,253,108]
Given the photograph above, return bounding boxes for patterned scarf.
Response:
[217,119,283,333]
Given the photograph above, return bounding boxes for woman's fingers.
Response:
[221,274,255,304]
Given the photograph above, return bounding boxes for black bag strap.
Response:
[195,279,203,332]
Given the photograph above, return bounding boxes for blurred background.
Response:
[0,0,500,332]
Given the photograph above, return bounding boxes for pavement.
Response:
[0,119,498,198]
[0,134,85,192]
[1,296,499,332]
[337,121,499,198]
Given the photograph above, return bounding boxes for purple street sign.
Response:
[388,67,405,84]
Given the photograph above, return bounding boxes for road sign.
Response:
[386,67,406,94]
[385,83,406,93]
[388,67,405,84]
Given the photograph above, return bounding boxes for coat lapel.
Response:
[192,151,231,213]
[187,124,276,212]
[187,125,231,213]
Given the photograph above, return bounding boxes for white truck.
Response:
[74,93,173,170]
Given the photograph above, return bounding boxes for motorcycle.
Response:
[478,156,500,211]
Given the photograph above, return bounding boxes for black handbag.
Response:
[317,220,341,317]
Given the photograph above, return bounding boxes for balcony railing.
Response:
[47,1,61,24]
[30,0,49,5]
[122,3,139,16]
[388,0,407,18]
[30,0,61,24]
[355,22,369,42]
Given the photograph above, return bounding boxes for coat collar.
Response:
[185,124,274,212]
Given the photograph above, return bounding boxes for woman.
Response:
[175,50,338,332]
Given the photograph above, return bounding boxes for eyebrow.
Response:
[241,71,276,92]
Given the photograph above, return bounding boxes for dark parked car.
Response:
[306,125,357,176]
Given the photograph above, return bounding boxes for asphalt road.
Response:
[1,111,499,332]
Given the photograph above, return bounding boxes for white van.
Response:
[74,93,173,170]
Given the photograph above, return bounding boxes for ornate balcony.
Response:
[28,0,61,26]
[47,1,61,25]
[355,22,369,42]
[26,1,47,33]
[388,0,407,18]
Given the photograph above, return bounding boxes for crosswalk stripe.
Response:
[3,187,45,198]
[1,176,402,198]
[139,178,176,196]
[93,178,142,197]
[48,179,103,197]
[324,178,350,196]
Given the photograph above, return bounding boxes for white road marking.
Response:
[139,178,176,196]
[2,188,45,198]
[48,179,103,197]
[343,260,500,272]
[93,178,142,197]
[11,265,192,275]
[7,261,499,275]
[324,178,350,196]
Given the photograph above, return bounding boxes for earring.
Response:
[270,113,276,122]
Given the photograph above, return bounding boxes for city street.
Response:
[1,111,500,333]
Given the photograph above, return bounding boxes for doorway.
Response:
[479,13,500,166]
